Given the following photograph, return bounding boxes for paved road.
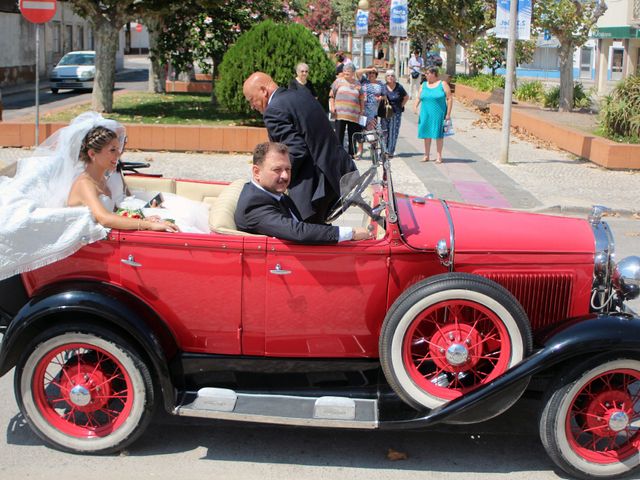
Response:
[1,64,148,121]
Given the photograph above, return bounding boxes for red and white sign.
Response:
[135,23,143,33]
[19,0,57,24]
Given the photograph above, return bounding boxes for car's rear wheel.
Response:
[15,324,155,454]
[50,88,59,94]
[380,273,532,410]
[540,356,640,479]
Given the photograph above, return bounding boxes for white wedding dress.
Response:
[0,112,209,282]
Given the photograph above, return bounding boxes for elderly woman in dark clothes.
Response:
[288,62,317,98]
[380,70,409,158]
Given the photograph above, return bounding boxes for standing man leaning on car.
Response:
[235,142,371,243]
[243,72,356,224]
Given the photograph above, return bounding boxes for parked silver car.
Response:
[49,51,95,94]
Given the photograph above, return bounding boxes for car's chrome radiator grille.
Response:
[482,273,573,329]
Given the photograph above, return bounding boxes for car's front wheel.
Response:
[50,88,58,94]
[540,356,640,479]
[380,273,532,410]
[15,324,155,454]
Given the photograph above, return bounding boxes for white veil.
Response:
[0,112,126,281]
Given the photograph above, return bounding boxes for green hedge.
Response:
[599,75,640,143]
[216,20,336,115]
[455,74,505,92]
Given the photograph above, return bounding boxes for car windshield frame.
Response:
[57,53,95,66]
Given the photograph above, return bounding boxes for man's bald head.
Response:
[243,72,279,114]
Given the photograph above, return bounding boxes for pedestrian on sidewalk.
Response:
[380,70,408,158]
[289,62,317,99]
[414,66,452,164]
[407,50,423,99]
[356,66,384,158]
[329,64,364,160]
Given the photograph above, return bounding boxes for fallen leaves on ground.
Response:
[633,212,640,220]
[386,448,408,461]
[624,232,640,237]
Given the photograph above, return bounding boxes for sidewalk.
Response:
[1,97,638,216]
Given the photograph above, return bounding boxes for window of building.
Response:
[77,26,84,50]
[611,48,624,81]
[579,47,593,79]
[64,25,73,53]
[52,22,61,54]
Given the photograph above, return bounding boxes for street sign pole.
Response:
[19,0,58,146]
[499,0,518,164]
[35,24,40,145]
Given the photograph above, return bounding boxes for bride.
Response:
[0,112,209,282]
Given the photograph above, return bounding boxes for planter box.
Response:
[489,103,640,170]
[0,121,267,153]
[165,80,212,93]
[454,84,493,103]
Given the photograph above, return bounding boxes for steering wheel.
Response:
[325,167,378,223]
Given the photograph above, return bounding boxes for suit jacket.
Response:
[234,182,339,244]
[264,87,356,222]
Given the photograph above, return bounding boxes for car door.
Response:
[119,231,244,355]
[261,237,390,357]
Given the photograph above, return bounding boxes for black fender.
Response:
[380,312,640,428]
[0,281,178,412]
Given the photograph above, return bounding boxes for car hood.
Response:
[51,65,94,76]
[395,194,594,255]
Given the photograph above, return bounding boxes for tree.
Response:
[408,0,493,75]
[533,0,606,111]
[154,0,299,102]
[217,20,336,113]
[467,34,535,76]
[67,0,139,112]
[300,0,337,34]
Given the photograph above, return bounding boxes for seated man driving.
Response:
[235,142,371,243]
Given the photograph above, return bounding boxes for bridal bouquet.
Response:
[116,207,145,219]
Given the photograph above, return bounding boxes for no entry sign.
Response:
[19,0,57,24]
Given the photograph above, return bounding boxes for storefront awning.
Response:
[591,26,639,39]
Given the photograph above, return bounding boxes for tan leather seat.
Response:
[209,179,262,236]
[125,176,175,194]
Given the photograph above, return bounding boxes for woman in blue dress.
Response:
[414,66,452,163]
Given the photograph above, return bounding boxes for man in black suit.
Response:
[235,142,371,243]
[243,72,356,223]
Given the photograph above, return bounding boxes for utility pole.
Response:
[499,0,518,164]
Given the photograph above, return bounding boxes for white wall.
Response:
[597,0,631,27]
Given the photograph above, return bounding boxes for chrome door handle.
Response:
[269,263,291,275]
[121,254,142,267]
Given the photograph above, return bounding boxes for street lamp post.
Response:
[358,0,369,69]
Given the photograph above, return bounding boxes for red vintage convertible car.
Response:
[0,131,639,479]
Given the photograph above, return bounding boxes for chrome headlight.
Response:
[79,69,94,80]
[613,256,640,301]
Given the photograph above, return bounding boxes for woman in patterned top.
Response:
[329,63,364,160]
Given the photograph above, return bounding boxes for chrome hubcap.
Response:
[609,411,630,432]
[445,343,469,366]
[69,385,91,407]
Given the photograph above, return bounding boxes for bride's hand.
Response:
[148,220,180,233]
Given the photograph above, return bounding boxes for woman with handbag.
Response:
[414,66,452,164]
[408,50,423,99]
[379,70,408,158]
